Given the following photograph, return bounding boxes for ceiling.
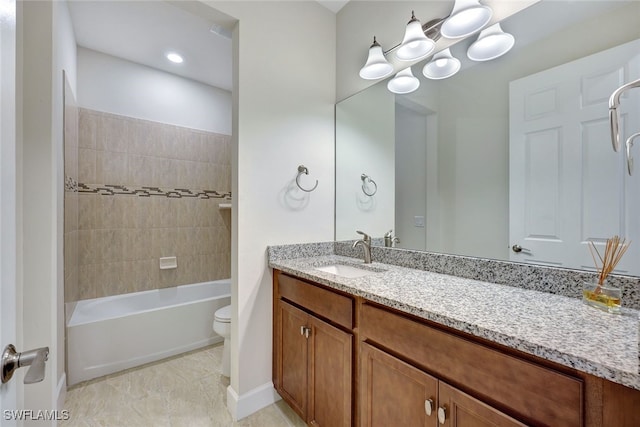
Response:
[67,0,234,91]
[67,0,348,92]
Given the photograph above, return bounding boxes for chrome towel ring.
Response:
[361,174,377,196]
[626,132,640,176]
[296,165,318,192]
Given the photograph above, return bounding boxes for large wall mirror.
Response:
[336,0,640,275]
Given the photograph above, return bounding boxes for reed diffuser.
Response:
[583,236,630,313]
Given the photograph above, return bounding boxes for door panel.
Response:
[438,382,527,427]
[308,316,352,427]
[510,39,640,273]
[0,0,18,421]
[277,301,308,419]
[360,342,437,427]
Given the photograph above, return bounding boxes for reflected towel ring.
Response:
[361,174,377,196]
[296,165,318,192]
[626,132,640,176]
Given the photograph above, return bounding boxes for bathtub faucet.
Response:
[1,344,49,384]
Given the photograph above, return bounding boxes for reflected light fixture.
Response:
[422,48,461,79]
[467,23,515,61]
[387,67,420,94]
[359,36,394,80]
[396,11,436,61]
[166,52,184,64]
[441,0,492,39]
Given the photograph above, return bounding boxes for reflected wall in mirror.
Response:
[335,1,640,275]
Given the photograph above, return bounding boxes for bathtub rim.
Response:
[66,278,231,327]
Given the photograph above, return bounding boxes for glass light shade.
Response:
[359,37,394,80]
[422,48,461,79]
[396,15,435,61]
[467,23,515,61]
[387,67,420,94]
[441,0,492,39]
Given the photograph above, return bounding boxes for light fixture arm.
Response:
[383,17,447,56]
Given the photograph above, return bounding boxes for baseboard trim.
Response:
[226,382,281,421]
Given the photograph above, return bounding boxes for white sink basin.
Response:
[314,263,378,278]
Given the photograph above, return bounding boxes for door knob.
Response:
[1,344,49,384]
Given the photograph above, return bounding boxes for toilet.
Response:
[213,304,231,377]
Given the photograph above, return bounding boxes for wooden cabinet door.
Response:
[308,315,353,427]
[360,342,438,427]
[277,300,309,419]
[438,382,527,427]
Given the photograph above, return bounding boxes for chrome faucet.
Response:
[384,230,400,248]
[352,230,372,264]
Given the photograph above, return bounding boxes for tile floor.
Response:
[61,344,306,426]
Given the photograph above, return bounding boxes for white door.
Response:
[510,39,640,273]
[0,0,19,422]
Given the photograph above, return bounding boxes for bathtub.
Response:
[66,279,231,386]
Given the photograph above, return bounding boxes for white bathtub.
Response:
[66,279,231,386]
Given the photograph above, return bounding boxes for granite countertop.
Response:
[269,254,640,391]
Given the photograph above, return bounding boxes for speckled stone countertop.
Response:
[269,254,640,391]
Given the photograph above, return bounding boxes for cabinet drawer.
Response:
[361,303,583,427]
[278,273,353,329]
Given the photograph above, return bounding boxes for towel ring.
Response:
[296,165,318,192]
[626,132,640,176]
[361,174,377,196]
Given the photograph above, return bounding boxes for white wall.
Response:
[395,103,427,250]
[335,82,395,240]
[77,47,231,134]
[206,0,336,419]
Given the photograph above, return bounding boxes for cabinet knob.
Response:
[437,406,447,424]
[300,326,311,338]
[425,398,434,416]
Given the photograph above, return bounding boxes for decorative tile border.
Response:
[65,176,78,192]
[77,183,231,200]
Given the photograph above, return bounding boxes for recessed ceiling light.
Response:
[166,52,183,64]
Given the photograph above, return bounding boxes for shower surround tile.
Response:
[69,108,232,302]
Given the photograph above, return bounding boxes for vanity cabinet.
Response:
[360,303,583,427]
[360,342,526,427]
[272,269,640,427]
[273,272,353,427]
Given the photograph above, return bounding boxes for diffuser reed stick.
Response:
[588,235,630,290]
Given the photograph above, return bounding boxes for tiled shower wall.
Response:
[68,108,231,302]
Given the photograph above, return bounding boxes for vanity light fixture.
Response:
[422,48,461,79]
[440,0,492,39]
[467,23,515,61]
[387,67,420,94]
[396,11,436,61]
[359,36,394,80]
[166,52,184,64]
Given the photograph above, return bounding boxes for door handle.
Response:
[511,244,531,254]
[1,344,49,384]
